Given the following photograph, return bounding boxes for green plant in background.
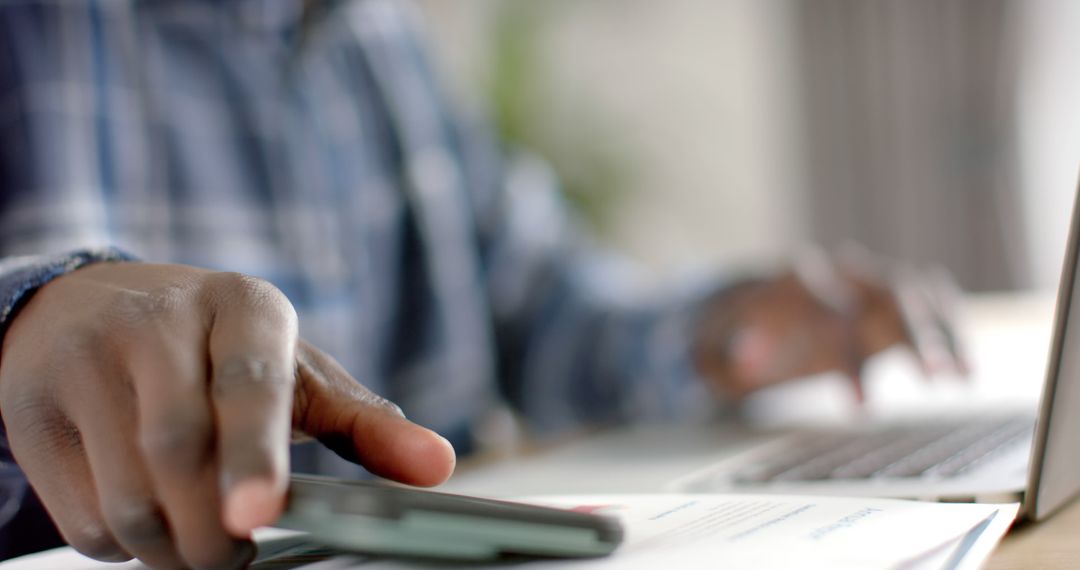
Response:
[486,0,636,234]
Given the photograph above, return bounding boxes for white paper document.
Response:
[2,494,1018,570]
[504,495,1018,570]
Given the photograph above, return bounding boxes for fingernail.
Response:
[224,479,282,536]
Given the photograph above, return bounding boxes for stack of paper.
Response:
[2,494,1017,570]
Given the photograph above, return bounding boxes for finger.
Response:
[69,365,184,569]
[294,342,456,487]
[0,391,129,562]
[841,318,867,404]
[794,247,856,315]
[924,266,971,376]
[830,250,933,374]
[130,321,252,569]
[894,273,955,378]
[205,274,298,536]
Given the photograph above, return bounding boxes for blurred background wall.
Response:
[416,0,1080,292]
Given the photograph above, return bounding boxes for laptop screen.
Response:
[1026,173,1080,521]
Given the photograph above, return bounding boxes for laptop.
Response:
[671,176,1080,522]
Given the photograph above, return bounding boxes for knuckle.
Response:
[139,415,212,468]
[211,273,296,324]
[340,381,402,416]
[106,499,170,547]
[358,391,404,417]
[105,286,188,330]
[66,523,129,562]
[213,357,294,398]
[0,391,51,433]
[3,397,83,456]
[217,273,279,305]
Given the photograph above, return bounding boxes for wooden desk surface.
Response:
[988,498,1080,569]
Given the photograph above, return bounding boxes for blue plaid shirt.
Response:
[0,0,712,558]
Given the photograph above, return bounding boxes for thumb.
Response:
[293,342,456,487]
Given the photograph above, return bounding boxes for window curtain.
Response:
[793,0,1028,291]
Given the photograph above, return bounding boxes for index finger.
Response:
[895,270,968,377]
[205,274,299,536]
[922,266,970,375]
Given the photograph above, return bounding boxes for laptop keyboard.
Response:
[730,414,1035,484]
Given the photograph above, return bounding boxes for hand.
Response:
[693,250,967,401]
[0,263,455,569]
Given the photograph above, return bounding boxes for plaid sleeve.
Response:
[0,248,137,345]
[474,149,725,435]
[378,3,729,438]
[0,247,135,560]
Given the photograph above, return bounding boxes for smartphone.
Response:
[276,474,624,561]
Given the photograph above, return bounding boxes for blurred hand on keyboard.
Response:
[692,247,968,401]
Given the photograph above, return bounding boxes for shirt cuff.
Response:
[0,247,137,346]
[635,279,730,421]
